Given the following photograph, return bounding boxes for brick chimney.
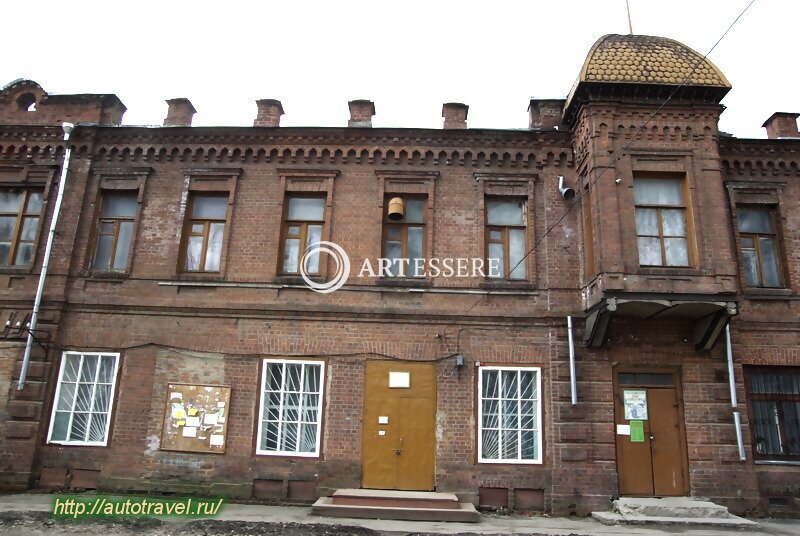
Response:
[348,100,375,127]
[528,98,565,129]
[163,98,196,127]
[254,99,284,127]
[762,112,800,139]
[442,103,468,129]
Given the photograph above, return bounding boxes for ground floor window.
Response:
[478,365,542,464]
[257,359,325,456]
[47,352,120,446]
[745,366,800,461]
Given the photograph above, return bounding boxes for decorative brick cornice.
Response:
[719,138,800,178]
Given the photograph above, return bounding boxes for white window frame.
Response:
[46,351,120,447]
[256,358,325,457]
[477,365,543,464]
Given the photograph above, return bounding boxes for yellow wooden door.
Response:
[361,361,436,490]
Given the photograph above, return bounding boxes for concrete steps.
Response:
[591,497,758,528]
[311,488,480,522]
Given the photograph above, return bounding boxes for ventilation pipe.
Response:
[568,316,577,405]
[18,122,74,390]
[725,324,746,461]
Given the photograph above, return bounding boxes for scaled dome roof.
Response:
[579,34,730,88]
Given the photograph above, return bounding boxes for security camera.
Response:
[558,176,575,200]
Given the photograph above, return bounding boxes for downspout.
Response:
[567,315,577,405]
[17,122,75,390]
[725,323,747,461]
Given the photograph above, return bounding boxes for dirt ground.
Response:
[0,511,559,536]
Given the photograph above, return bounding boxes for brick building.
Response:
[0,34,798,516]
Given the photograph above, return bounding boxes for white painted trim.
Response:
[46,351,120,447]
[477,365,543,465]
[256,358,325,457]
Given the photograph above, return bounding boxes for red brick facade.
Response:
[0,35,798,516]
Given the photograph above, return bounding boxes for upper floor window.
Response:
[745,366,800,462]
[182,194,227,273]
[47,352,120,446]
[634,178,690,267]
[0,188,43,267]
[281,196,325,275]
[383,195,425,277]
[91,192,137,272]
[486,198,526,279]
[478,365,542,464]
[737,207,782,288]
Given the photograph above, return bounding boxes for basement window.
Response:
[478,366,542,464]
[257,359,325,457]
[47,352,120,446]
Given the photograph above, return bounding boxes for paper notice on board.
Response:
[203,413,218,425]
[616,424,631,436]
[172,408,186,419]
[217,401,226,407]
[630,420,645,442]
[210,434,224,447]
[182,426,197,438]
[170,392,182,401]
[188,408,198,416]
[185,416,200,427]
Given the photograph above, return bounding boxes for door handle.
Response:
[395,436,403,456]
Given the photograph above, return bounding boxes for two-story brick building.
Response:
[0,33,798,517]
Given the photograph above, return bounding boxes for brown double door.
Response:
[614,369,689,497]
[361,361,436,491]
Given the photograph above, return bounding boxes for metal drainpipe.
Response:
[725,323,747,461]
[568,315,577,405]
[17,122,75,390]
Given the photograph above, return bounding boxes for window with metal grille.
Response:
[257,359,325,456]
[745,366,800,461]
[47,352,120,446]
[478,366,542,464]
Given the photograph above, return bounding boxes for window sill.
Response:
[375,277,431,288]
[637,266,701,277]
[173,273,225,283]
[477,459,543,465]
[272,275,320,285]
[479,280,536,291]
[754,459,800,466]
[81,270,129,281]
[47,440,109,448]
[742,287,794,300]
[0,266,34,276]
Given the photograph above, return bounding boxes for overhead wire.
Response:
[440,0,757,346]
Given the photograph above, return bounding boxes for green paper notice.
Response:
[630,420,644,442]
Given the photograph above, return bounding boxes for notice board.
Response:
[161,383,231,454]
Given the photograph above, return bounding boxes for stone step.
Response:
[592,511,758,528]
[311,497,480,522]
[613,497,732,519]
[330,488,460,509]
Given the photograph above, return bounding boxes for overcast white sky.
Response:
[3,0,796,138]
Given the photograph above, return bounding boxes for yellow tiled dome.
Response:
[579,34,730,88]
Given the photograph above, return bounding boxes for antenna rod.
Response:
[626,0,634,34]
